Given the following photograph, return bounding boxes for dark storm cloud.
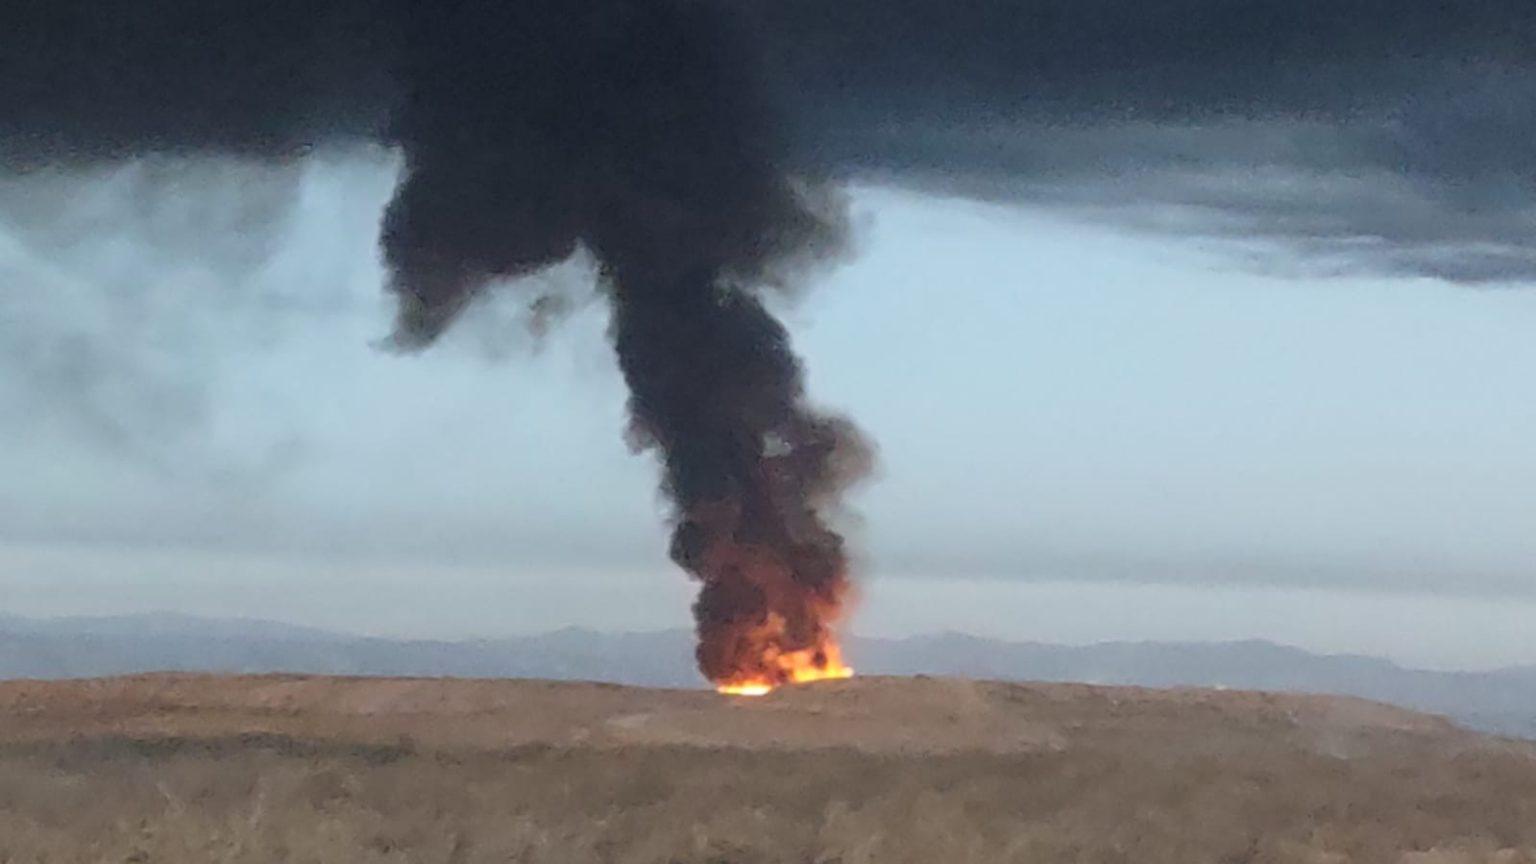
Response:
[0,0,394,167]
[748,0,1536,280]
[4,0,1534,281]
[752,0,1533,122]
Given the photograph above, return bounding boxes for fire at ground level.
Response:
[714,639,854,696]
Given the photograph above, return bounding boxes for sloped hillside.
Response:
[0,674,1532,863]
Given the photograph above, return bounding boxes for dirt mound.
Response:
[0,672,1477,756]
[1,674,1533,863]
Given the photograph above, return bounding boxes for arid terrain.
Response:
[1,674,1534,863]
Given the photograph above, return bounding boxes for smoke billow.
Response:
[2,0,870,688]
[378,0,872,687]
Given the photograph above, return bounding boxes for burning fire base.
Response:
[714,643,854,696]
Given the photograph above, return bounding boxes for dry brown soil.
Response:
[1,674,1533,863]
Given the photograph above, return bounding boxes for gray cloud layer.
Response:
[5,0,1534,281]
[752,0,1536,280]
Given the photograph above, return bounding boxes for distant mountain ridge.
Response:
[2,613,1532,738]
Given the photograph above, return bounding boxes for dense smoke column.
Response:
[612,281,868,684]
[382,0,870,685]
[0,0,872,685]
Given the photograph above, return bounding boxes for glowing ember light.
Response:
[714,642,854,696]
[718,683,774,697]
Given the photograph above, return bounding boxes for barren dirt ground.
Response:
[2,674,1535,863]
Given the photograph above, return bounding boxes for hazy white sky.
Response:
[6,156,1536,669]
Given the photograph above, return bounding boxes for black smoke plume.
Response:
[2,0,870,687]
[378,0,871,686]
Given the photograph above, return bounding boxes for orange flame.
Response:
[715,641,854,696]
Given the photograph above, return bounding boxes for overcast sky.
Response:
[6,155,1536,669]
